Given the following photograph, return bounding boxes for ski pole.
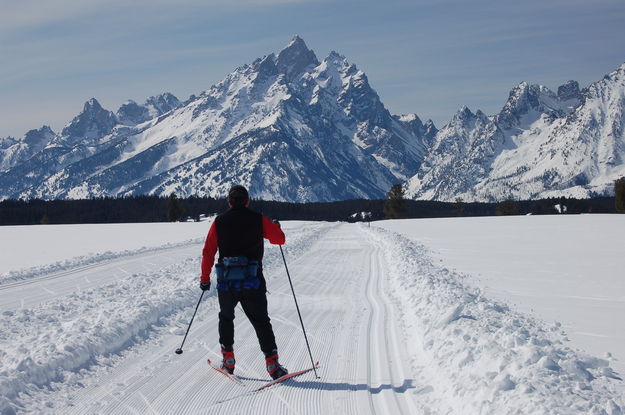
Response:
[279,245,319,378]
[175,290,205,355]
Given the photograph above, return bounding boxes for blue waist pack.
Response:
[215,256,259,288]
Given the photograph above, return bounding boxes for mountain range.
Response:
[1,36,623,202]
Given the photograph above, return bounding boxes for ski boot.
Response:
[265,351,288,380]
[221,348,235,375]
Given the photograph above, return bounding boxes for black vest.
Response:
[215,206,264,263]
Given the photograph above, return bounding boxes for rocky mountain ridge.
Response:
[1,37,623,202]
[0,36,432,202]
[405,63,625,201]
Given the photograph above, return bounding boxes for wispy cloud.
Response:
[1,0,624,137]
[1,0,310,36]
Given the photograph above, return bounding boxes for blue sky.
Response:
[1,0,624,138]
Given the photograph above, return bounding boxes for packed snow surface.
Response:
[0,221,211,275]
[377,215,625,377]
[0,217,623,414]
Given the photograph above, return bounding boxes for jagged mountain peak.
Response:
[0,125,57,172]
[585,62,625,98]
[0,136,17,150]
[394,113,423,132]
[604,61,625,79]
[146,92,179,105]
[307,52,359,97]
[453,106,475,122]
[326,50,347,61]
[0,37,438,202]
[59,98,117,145]
[75,98,110,117]
[116,93,182,126]
[23,125,55,147]
[324,51,356,73]
[116,100,148,126]
[144,92,181,117]
[557,80,581,102]
[408,61,625,202]
[424,119,436,128]
[84,97,104,111]
[497,82,563,129]
[286,34,305,48]
[506,81,545,106]
[276,36,319,80]
[254,53,279,77]
[443,106,493,137]
[394,114,438,148]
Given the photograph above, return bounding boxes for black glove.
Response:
[200,281,211,291]
[272,219,281,228]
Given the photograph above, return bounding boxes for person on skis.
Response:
[200,185,288,380]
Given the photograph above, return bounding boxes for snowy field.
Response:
[0,217,623,414]
[377,215,625,377]
[0,221,212,275]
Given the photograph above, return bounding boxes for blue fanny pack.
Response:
[215,256,260,290]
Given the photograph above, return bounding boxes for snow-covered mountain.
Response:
[2,36,623,203]
[0,126,56,172]
[0,36,433,202]
[116,93,182,126]
[406,65,625,201]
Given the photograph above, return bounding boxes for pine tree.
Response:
[454,197,465,215]
[167,193,183,222]
[496,199,517,216]
[384,184,407,219]
[615,177,625,213]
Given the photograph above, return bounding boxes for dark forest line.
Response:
[0,195,618,226]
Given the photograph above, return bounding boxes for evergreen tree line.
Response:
[0,193,618,226]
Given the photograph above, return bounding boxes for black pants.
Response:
[218,288,277,356]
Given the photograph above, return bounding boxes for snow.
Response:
[407,64,625,202]
[398,114,417,123]
[0,217,623,414]
[377,215,625,378]
[0,222,210,275]
[369,223,624,413]
[1,37,433,203]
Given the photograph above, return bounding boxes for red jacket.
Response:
[200,216,285,283]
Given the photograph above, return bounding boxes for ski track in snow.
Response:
[0,238,204,287]
[366,225,624,414]
[0,222,623,414]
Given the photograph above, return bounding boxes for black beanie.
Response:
[228,185,249,206]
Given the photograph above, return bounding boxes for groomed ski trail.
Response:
[3,222,622,414]
[46,223,423,414]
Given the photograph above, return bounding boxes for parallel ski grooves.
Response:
[21,223,420,414]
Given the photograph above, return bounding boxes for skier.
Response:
[200,185,288,380]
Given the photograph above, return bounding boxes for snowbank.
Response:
[367,225,624,414]
[376,215,625,377]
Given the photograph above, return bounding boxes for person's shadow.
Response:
[213,378,417,405]
[289,378,415,394]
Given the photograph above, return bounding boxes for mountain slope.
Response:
[406,64,625,201]
[0,126,56,172]
[0,36,433,202]
[3,38,622,203]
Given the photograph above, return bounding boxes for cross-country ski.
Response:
[207,359,246,386]
[254,362,321,392]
